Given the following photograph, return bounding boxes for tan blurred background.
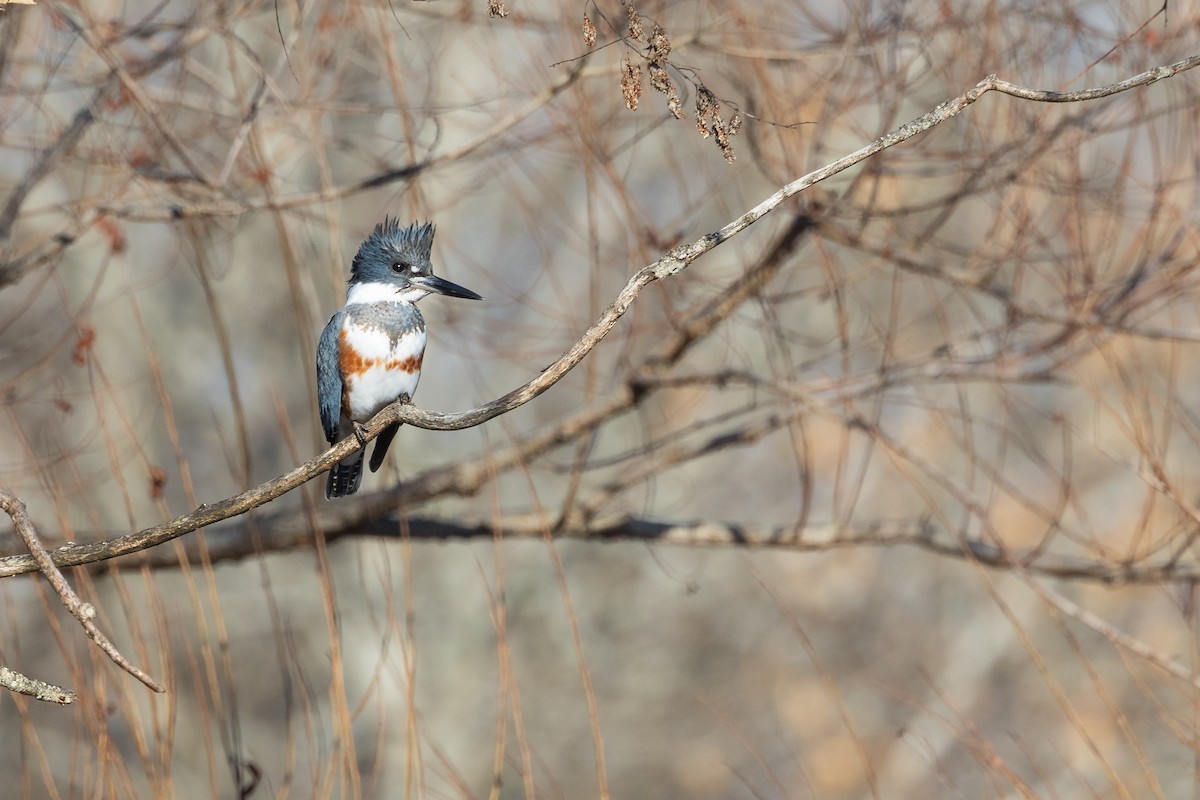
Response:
[2,1,1200,797]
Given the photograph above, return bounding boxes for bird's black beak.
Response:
[411,274,483,300]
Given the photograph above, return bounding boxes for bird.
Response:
[316,219,481,499]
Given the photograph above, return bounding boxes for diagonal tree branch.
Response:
[0,210,819,579]
[0,59,1197,580]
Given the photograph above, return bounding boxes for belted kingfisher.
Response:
[316,219,482,499]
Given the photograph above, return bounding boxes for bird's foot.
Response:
[352,422,370,446]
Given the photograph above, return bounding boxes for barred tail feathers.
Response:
[325,450,365,499]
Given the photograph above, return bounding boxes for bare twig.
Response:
[0,665,75,705]
[1028,578,1200,689]
[0,212,98,289]
[0,492,164,692]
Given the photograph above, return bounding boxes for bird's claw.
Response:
[352,422,370,446]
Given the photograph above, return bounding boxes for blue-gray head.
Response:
[349,218,482,302]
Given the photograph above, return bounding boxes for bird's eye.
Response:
[390,261,406,273]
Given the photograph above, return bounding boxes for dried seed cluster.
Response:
[626,3,643,41]
[621,54,642,110]
[590,1,741,162]
[695,86,742,163]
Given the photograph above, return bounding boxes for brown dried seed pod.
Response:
[695,86,717,137]
[649,62,670,93]
[667,88,683,119]
[621,57,643,110]
[648,24,670,59]
[715,123,736,162]
[648,63,684,119]
[583,15,596,47]
[626,2,644,40]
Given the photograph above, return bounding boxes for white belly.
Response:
[342,323,425,421]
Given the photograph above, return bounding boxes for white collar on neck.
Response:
[345,281,428,305]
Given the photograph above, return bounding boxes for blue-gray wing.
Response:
[316,310,345,443]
